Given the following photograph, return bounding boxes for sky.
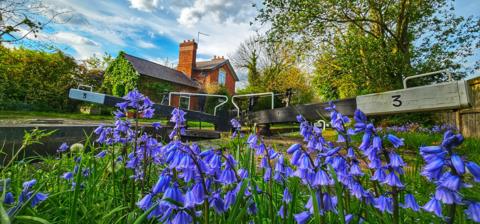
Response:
[6,0,480,85]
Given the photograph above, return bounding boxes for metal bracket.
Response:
[403,69,452,89]
[168,92,228,116]
[77,84,93,92]
[231,92,275,117]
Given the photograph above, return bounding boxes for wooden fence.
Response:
[435,76,480,138]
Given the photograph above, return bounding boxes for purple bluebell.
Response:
[57,143,69,153]
[467,162,480,182]
[283,188,292,203]
[61,172,73,180]
[152,122,161,130]
[402,194,420,211]
[374,195,393,214]
[387,134,404,148]
[423,198,443,217]
[4,192,14,204]
[434,187,461,204]
[383,171,404,187]
[23,179,37,189]
[219,168,237,185]
[278,205,285,219]
[30,192,48,207]
[450,154,465,175]
[163,184,185,204]
[152,175,170,195]
[465,202,480,222]
[95,150,107,159]
[371,168,386,182]
[287,143,302,154]
[389,152,405,168]
[137,193,153,210]
[171,211,192,224]
[294,211,311,224]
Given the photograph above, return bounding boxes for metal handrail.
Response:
[403,69,452,89]
[314,120,326,131]
[231,92,275,117]
[168,92,228,116]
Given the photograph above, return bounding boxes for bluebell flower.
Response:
[402,194,420,211]
[387,134,404,148]
[152,122,162,130]
[294,211,311,224]
[163,184,185,204]
[95,150,107,159]
[423,198,443,217]
[152,175,170,195]
[374,195,393,214]
[4,192,14,204]
[389,152,405,168]
[61,172,73,180]
[371,168,386,182]
[23,179,37,189]
[283,188,292,203]
[434,187,460,204]
[278,205,285,219]
[438,172,461,191]
[467,162,480,182]
[211,193,226,214]
[137,193,153,210]
[383,171,404,187]
[465,202,480,222]
[451,154,465,175]
[30,192,48,207]
[219,168,237,185]
[57,143,69,153]
[171,211,192,224]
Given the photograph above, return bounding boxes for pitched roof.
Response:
[195,59,239,81]
[122,53,198,88]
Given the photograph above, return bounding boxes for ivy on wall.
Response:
[102,51,139,96]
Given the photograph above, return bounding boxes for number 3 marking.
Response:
[392,95,402,107]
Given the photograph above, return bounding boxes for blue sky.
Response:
[8,0,480,79]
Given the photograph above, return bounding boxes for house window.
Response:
[179,96,190,110]
[218,69,226,86]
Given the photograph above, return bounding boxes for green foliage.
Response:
[256,0,480,99]
[233,37,315,109]
[0,46,78,111]
[102,52,139,96]
[204,85,232,114]
[139,81,173,103]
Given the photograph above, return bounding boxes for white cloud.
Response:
[128,0,160,12]
[177,0,254,27]
[138,40,156,49]
[51,32,103,59]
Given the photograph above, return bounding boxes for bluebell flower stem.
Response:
[447,203,456,224]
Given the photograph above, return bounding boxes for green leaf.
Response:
[14,216,51,224]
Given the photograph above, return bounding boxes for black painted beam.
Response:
[69,89,218,123]
[245,98,357,124]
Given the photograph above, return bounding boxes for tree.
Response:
[0,0,67,44]
[232,36,314,107]
[256,0,480,99]
[75,53,113,91]
[102,52,140,97]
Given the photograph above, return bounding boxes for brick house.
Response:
[122,39,238,111]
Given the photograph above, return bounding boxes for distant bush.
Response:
[0,46,78,112]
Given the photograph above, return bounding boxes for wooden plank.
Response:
[246,98,356,124]
[357,80,471,115]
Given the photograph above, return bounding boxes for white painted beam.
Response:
[356,80,471,115]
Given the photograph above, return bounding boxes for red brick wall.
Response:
[191,63,236,95]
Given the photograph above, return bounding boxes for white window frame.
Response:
[179,96,191,110]
[218,69,226,86]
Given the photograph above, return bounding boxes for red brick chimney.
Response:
[177,39,197,78]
